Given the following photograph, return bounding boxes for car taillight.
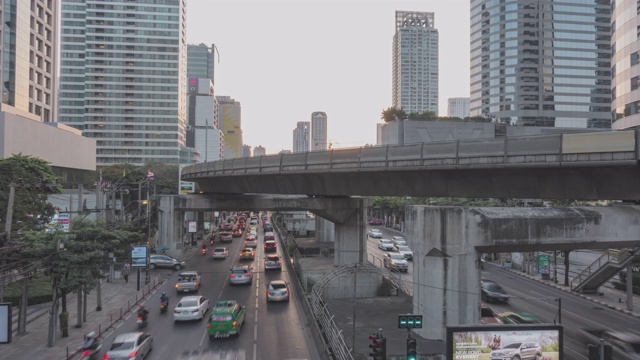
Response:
[207,324,211,330]
[173,310,180,314]
[284,290,289,295]
[232,320,237,329]
[128,350,137,358]
[137,316,142,321]
[102,355,110,360]
[268,292,274,296]
[192,309,199,313]
[230,274,236,278]
[82,350,91,357]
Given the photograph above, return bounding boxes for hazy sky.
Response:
[186,0,470,154]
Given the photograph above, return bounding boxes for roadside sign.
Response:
[538,254,550,275]
[188,221,197,233]
[131,246,148,268]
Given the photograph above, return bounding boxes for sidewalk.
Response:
[2,273,165,360]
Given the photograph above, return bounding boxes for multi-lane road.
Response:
[366,225,640,360]
[98,216,316,360]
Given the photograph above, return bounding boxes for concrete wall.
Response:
[315,217,335,242]
[0,108,96,170]
[324,272,382,299]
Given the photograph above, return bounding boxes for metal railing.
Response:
[274,218,352,360]
[570,249,633,290]
[48,275,163,360]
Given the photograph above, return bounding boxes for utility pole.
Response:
[47,237,61,347]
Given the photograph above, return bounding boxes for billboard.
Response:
[131,246,148,268]
[447,325,563,360]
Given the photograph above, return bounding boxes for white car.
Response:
[383,252,409,272]
[368,229,383,238]
[394,245,414,261]
[173,295,209,322]
[377,239,394,251]
[211,247,229,259]
[392,236,407,246]
[266,280,289,302]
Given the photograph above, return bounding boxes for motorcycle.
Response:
[79,340,101,360]
[160,300,168,313]
[209,238,214,245]
[201,247,207,255]
[137,315,147,329]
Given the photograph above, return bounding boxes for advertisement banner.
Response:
[204,221,211,230]
[188,221,197,233]
[538,255,551,275]
[447,325,562,360]
[131,246,148,268]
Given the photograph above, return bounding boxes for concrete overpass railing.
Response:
[183,129,638,177]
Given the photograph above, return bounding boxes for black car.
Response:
[481,279,509,303]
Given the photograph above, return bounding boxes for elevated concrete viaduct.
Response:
[157,194,368,266]
[407,205,640,341]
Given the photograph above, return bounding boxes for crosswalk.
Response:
[175,348,246,359]
[173,349,308,360]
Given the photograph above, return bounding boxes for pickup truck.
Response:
[175,271,202,293]
[577,328,640,359]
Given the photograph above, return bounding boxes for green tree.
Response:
[380,107,407,123]
[20,218,141,336]
[0,154,61,236]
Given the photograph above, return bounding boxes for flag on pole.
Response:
[147,170,155,181]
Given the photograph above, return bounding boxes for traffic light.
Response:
[399,314,423,329]
[368,334,387,360]
[407,338,417,360]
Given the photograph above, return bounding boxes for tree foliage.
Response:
[0,154,62,236]
[98,162,179,195]
[379,107,495,124]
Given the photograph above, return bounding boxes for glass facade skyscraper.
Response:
[612,0,640,129]
[392,11,439,115]
[470,0,612,128]
[58,0,191,166]
[187,43,216,82]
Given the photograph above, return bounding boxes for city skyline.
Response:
[186,0,471,154]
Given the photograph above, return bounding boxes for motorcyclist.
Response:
[137,304,149,321]
[201,244,207,252]
[160,292,169,306]
[83,331,99,350]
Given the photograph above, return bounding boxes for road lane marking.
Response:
[254,323,258,340]
[253,343,257,360]
[199,328,207,347]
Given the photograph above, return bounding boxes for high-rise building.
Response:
[187,43,217,82]
[293,121,310,153]
[392,11,439,115]
[242,144,252,157]
[311,111,327,151]
[447,98,470,119]
[612,1,640,129]
[58,0,192,166]
[253,145,266,156]
[470,0,611,128]
[186,78,223,162]
[0,0,59,122]
[216,96,242,158]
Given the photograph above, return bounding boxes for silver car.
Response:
[392,236,407,246]
[383,252,409,272]
[149,255,185,270]
[377,239,395,251]
[393,245,413,261]
[229,265,253,286]
[264,254,282,271]
[266,280,289,302]
[104,332,153,360]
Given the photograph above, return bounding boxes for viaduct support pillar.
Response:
[158,196,184,258]
[406,206,481,341]
[314,197,370,267]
